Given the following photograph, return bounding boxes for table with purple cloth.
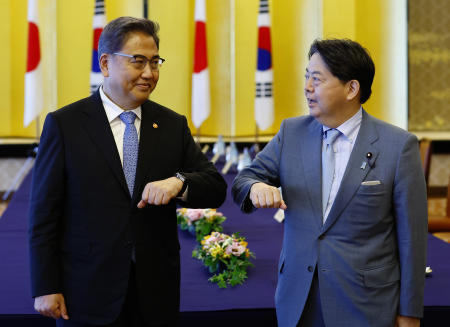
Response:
[0,170,449,326]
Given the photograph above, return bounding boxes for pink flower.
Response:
[204,209,223,218]
[225,241,246,256]
[186,209,204,222]
[204,235,218,246]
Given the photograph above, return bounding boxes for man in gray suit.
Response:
[232,39,427,327]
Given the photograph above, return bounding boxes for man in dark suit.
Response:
[29,17,226,327]
[232,39,427,327]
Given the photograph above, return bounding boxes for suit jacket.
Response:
[232,110,427,327]
[28,91,227,325]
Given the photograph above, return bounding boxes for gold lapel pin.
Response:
[153,123,158,128]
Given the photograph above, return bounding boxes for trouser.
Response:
[297,269,326,327]
[56,263,174,327]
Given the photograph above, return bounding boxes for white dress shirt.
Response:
[322,108,362,222]
[99,86,142,166]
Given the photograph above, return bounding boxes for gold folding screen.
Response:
[1,0,416,138]
[408,0,450,131]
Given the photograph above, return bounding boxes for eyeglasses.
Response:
[113,52,166,71]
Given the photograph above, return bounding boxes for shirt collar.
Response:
[99,86,142,123]
[322,108,362,143]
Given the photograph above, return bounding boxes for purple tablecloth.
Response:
[0,170,449,314]
[179,171,281,311]
[423,233,450,306]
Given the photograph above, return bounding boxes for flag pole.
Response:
[8,0,42,201]
[192,0,210,138]
[24,0,43,128]
[230,0,236,138]
[90,0,106,94]
[254,0,274,150]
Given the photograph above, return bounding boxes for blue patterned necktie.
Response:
[120,111,138,196]
[322,128,341,221]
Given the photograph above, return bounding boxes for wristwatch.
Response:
[175,172,187,196]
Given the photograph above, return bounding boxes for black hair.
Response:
[308,39,375,104]
[98,16,160,61]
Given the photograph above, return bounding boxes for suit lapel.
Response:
[82,91,130,197]
[300,119,324,229]
[322,110,379,233]
[132,101,162,202]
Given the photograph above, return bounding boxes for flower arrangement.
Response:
[192,232,255,288]
[177,208,226,242]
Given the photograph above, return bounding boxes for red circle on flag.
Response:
[193,22,208,73]
[27,22,41,72]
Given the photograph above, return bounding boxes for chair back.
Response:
[419,139,432,186]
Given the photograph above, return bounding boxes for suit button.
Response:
[307,266,314,272]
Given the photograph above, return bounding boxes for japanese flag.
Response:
[191,0,210,129]
[24,0,43,127]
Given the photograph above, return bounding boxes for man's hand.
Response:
[138,177,183,208]
[395,315,420,327]
[250,182,287,209]
[34,293,69,320]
